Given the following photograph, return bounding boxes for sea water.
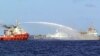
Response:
[0,40,100,56]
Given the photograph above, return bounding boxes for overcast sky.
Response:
[0,0,100,34]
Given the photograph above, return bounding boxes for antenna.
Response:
[88,21,95,30]
[16,19,20,27]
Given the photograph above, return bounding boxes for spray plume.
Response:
[24,21,82,40]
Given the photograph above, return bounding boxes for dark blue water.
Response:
[0,40,100,56]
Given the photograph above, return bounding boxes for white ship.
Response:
[24,21,99,40]
[31,25,100,40]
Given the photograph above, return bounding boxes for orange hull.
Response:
[0,33,29,41]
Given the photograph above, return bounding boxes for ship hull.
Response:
[0,33,29,41]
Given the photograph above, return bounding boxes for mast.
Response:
[87,23,98,36]
[16,19,20,27]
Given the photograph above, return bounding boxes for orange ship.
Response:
[0,20,29,41]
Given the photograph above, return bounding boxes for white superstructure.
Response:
[3,20,26,36]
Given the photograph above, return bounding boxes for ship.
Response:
[0,20,29,41]
[31,25,100,40]
[79,25,99,40]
